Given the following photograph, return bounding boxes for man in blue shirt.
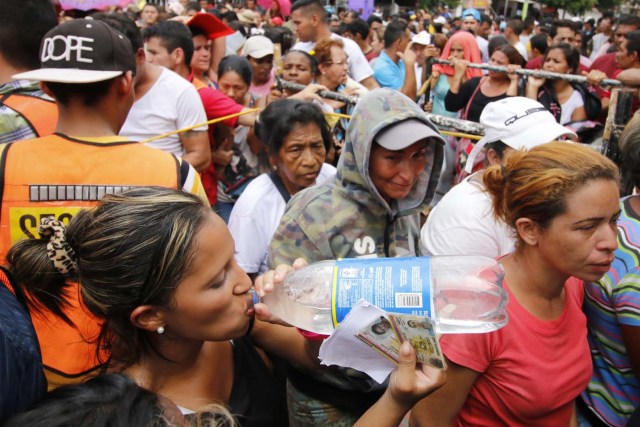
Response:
[372,20,417,100]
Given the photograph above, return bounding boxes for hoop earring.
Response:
[157,326,165,334]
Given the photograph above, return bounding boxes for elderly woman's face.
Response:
[319,46,348,89]
[272,122,326,196]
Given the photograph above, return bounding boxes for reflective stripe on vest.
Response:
[2,94,58,138]
[0,133,182,384]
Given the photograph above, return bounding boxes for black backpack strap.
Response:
[268,171,291,203]
[177,157,191,189]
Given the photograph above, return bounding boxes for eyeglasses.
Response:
[326,60,348,68]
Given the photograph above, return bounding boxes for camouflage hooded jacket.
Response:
[268,88,444,267]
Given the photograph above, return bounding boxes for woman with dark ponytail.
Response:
[412,142,621,426]
[5,186,444,426]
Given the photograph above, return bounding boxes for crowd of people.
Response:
[1,0,640,426]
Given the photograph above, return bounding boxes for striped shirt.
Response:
[582,197,640,426]
[0,80,53,143]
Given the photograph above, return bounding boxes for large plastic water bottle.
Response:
[256,256,509,334]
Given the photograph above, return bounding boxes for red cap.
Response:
[187,12,234,40]
[271,16,284,26]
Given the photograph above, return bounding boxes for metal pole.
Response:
[275,77,360,105]
[277,78,487,134]
[602,88,635,189]
[424,113,485,135]
[430,58,624,87]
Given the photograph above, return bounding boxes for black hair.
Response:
[7,187,212,367]
[367,15,383,26]
[619,113,640,193]
[256,99,332,155]
[190,25,208,39]
[480,13,492,25]
[530,33,549,55]
[523,16,535,30]
[546,43,580,74]
[264,26,294,54]
[493,43,525,66]
[619,15,640,29]
[143,21,195,67]
[141,3,159,12]
[185,1,201,14]
[625,30,640,59]
[290,0,327,19]
[0,0,58,70]
[218,55,252,85]
[383,19,408,48]
[92,12,144,52]
[332,22,348,36]
[507,18,524,36]
[550,19,576,39]
[488,35,509,56]
[283,49,318,75]
[222,11,239,22]
[227,20,247,37]
[43,79,117,109]
[347,19,370,40]
[484,141,509,160]
[3,373,169,427]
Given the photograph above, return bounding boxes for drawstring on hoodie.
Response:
[383,213,397,257]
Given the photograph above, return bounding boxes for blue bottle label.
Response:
[330,257,432,327]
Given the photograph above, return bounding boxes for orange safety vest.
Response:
[0,133,184,389]
[1,93,58,138]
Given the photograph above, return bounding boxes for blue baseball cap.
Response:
[462,8,481,22]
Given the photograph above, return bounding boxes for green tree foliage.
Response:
[542,0,620,15]
[417,0,459,11]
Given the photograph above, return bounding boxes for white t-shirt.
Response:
[590,33,609,61]
[120,67,208,157]
[560,89,584,125]
[420,174,515,258]
[293,34,374,84]
[476,35,490,64]
[513,41,528,61]
[228,163,336,274]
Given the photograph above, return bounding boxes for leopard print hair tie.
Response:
[38,217,78,275]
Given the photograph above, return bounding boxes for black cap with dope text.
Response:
[13,19,136,84]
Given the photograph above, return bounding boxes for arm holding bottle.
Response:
[252,259,447,424]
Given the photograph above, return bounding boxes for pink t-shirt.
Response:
[440,277,592,427]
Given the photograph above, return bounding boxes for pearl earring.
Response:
[157,326,165,334]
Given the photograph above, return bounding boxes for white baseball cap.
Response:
[376,118,445,151]
[465,97,578,173]
[411,31,431,45]
[242,35,275,59]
